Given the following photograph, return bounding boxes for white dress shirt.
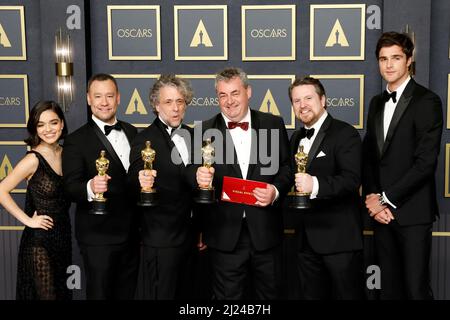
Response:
[383,76,411,140]
[298,111,328,199]
[222,111,252,179]
[159,117,189,166]
[87,115,131,201]
[161,117,192,217]
[380,77,411,209]
[222,110,279,213]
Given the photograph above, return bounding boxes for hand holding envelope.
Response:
[221,176,274,206]
[253,184,277,207]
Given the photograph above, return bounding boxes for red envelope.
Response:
[221,176,268,206]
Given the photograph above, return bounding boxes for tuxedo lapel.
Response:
[292,131,302,157]
[154,118,175,149]
[153,117,189,168]
[88,121,125,173]
[119,120,134,145]
[374,97,385,156]
[246,110,259,179]
[180,124,193,165]
[382,80,415,155]
[306,115,331,172]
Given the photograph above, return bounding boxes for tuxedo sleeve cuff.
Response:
[272,186,280,205]
[310,176,319,199]
[382,192,397,209]
[87,180,94,202]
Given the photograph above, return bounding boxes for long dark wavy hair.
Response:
[24,100,68,148]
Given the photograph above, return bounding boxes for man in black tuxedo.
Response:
[195,67,291,299]
[288,77,364,299]
[362,32,443,299]
[62,73,139,299]
[128,75,201,299]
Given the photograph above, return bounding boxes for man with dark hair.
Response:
[128,74,200,299]
[363,32,443,299]
[194,67,291,299]
[288,77,364,299]
[62,73,139,299]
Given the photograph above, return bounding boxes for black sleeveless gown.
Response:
[16,150,72,300]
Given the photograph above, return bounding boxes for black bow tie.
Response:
[104,122,122,136]
[162,123,178,137]
[299,127,315,140]
[382,90,397,103]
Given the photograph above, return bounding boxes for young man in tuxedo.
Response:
[195,67,291,299]
[62,73,139,299]
[128,75,201,299]
[289,77,364,299]
[362,32,443,299]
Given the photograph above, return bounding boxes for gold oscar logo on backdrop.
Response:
[325,19,349,47]
[190,20,213,47]
[125,88,148,115]
[0,23,12,48]
[259,89,281,116]
[0,154,13,180]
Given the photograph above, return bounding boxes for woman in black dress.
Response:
[0,101,71,300]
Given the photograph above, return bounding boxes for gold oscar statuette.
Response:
[289,145,311,209]
[138,141,158,207]
[194,138,216,204]
[90,150,109,215]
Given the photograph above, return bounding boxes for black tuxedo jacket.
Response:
[362,79,443,225]
[290,115,363,254]
[189,109,291,252]
[62,120,137,245]
[128,118,195,247]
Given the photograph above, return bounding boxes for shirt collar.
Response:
[92,115,118,134]
[386,76,411,100]
[221,108,251,127]
[158,116,181,135]
[305,110,328,132]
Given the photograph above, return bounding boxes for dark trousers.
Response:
[79,241,139,300]
[209,219,282,300]
[374,220,433,300]
[143,239,193,300]
[297,231,365,300]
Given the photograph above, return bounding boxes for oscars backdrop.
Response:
[0,0,449,300]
